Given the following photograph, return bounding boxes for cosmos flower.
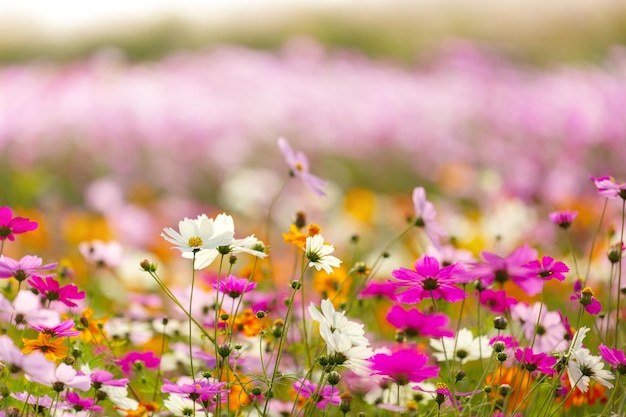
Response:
[26,362,91,392]
[27,275,86,308]
[0,206,38,241]
[478,289,517,313]
[591,175,626,200]
[412,187,447,248]
[570,287,602,315]
[293,379,340,409]
[162,376,229,401]
[0,335,54,376]
[163,394,204,417]
[390,255,467,303]
[308,299,368,346]
[278,137,327,196]
[213,274,257,298]
[549,210,578,229]
[386,305,454,338]
[429,328,491,364]
[523,256,569,281]
[65,392,103,412]
[304,234,341,274]
[598,344,626,375]
[567,348,614,393]
[0,255,57,282]
[22,333,68,361]
[30,319,81,337]
[369,348,439,385]
[514,347,557,375]
[512,303,570,353]
[319,325,373,375]
[78,240,124,268]
[117,351,161,376]
[161,213,234,256]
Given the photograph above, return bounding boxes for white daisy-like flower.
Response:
[161,214,234,255]
[567,348,614,393]
[163,394,205,417]
[429,328,491,363]
[304,234,341,274]
[320,325,373,375]
[308,299,368,346]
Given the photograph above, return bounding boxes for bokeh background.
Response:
[2,0,626,263]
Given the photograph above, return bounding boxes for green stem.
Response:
[614,198,625,346]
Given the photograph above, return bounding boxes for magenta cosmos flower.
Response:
[27,276,86,308]
[162,376,229,402]
[87,368,129,389]
[478,289,517,313]
[471,244,542,296]
[514,347,557,375]
[0,255,57,283]
[390,255,467,303]
[0,207,38,241]
[293,379,340,409]
[598,344,626,375]
[548,210,578,229]
[213,274,257,299]
[523,256,569,282]
[30,319,81,337]
[65,391,103,412]
[278,137,326,196]
[386,305,454,338]
[591,175,626,200]
[369,348,439,385]
[117,351,161,375]
[570,287,602,315]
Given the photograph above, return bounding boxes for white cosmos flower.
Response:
[308,299,368,346]
[161,214,234,255]
[163,394,205,417]
[429,328,491,363]
[320,325,373,375]
[304,234,341,274]
[567,348,614,393]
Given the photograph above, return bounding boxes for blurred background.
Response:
[2,0,626,262]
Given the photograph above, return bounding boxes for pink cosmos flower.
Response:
[118,351,161,376]
[162,376,229,402]
[0,335,54,375]
[278,137,326,196]
[11,392,67,410]
[598,344,626,375]
[523,256,569,281]
[27,362,91,391]
[0,255,57,282]
[87,368,129,389]
[591,175,626,199]
[548,210,578,229]
[0,207,38,241]
[65,392,103,412]
[78,240,124,268]
[413,382,480,410]
[30,319,81,337]
[514,347,557,375]
[369,348,439,385]
[359,281,398,300]
[412,187,447,249]
[478,289,517,313]
[386,305,454,338]
[293,379,340,409]
[390,255,467,303]
[470,244,542,296]
[212,274,257,299]
[27,275,86,308]
[511,303,569,353]
[0,290,59,328]
[570,288,602,315]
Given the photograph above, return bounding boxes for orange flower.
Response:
[283,224,320,249]
[558,376,607,410]
[115,402,160,417]
[22,333,67,361]
[312,267,352,307]
[232,308,263,337]
[485,366,533,412]
[78,308,108,344]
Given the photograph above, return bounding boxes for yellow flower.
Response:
[22,333,68,361]
[313,267,352,307]
[79,308,108,344]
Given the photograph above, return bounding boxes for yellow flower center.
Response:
[581,287,594,296]
[295,162,304,172]
[188,236,203,247]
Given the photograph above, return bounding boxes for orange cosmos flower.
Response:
[485,366,533,412]
[232,308,263,337]
[558,376,608,410]
[78,308,108,344]
[313,267,352,307]
[22,333,68,361]
[115,402,160,417]
[283,224,320,249]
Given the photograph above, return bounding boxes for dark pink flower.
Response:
[598,344,626,375]
[548,210,577,229]
[570,287,602,315]
[65,391,103,412]
[293,379,340,409]
[514,347,557,375]
[213,274,256,299]
[0,207,38,241]
[369,348,439,385]
[489,335,519,350]
[470,244,542,296]
[90,369,129,388]
[117,351,160,375]
[390,256,467,303]
[162,376,229,402]
[478,289,517,313]
[591,175,626,200]
[0,255,56,282]
[359,281,397,300]
[27,276,85,308]
[523,256,569,281]
[278,137,326,196]
[386,305,454,338]
[30,319,80,337]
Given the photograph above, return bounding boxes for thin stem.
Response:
[584,198,608,285]
[614,198,625,346]
[189,253,197,384]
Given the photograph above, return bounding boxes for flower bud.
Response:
[218,344,232,358]
[492,341,506,353]
[497,352,508,362]
[140,259,157,272]
[255,311,266,319]
[494,316,508,330]
[340,392,352,414]
[327,371,341,386]
[251,386,263,396]
[499,384,511,396]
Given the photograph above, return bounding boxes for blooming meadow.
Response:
[1,133,626,417]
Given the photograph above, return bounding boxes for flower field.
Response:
[1,29,626,417]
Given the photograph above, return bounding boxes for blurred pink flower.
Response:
[213,274,256,299]
[369,348,439,385]
[0,206,38,241]
[278,137,326,196]
[0,255,57,282]
[412,187,447,249]
[548,210,577,229]
[591,175,626,199]
[293,379,340,409]
[478,289,517,313]
[78,240,124,268]
[514,347,557,375]
[117,351,161,376]
[386,305,454,338]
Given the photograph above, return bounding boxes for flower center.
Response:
[0,226,11,238]
[495,269,509,284]
[422,278,439,291]
[294,163,304,172]
[188,236,203,248]
[456,349,468,360]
